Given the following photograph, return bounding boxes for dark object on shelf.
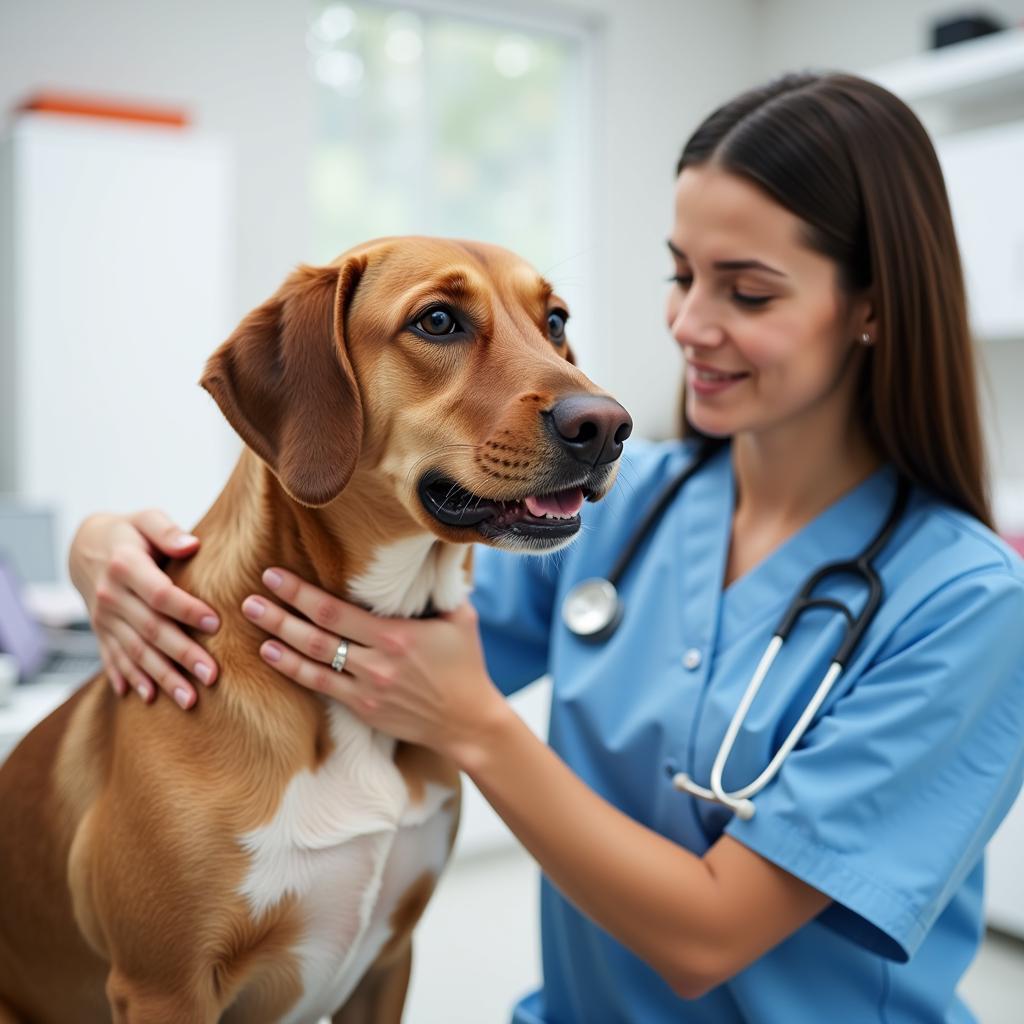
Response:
[931,13,1005,49]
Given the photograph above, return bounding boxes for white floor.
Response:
[406,844,1024,1024]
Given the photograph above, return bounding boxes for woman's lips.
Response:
[687,362,750,396]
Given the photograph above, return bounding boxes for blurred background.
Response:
[1,1,1023,1020]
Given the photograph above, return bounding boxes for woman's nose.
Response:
[667,290,725,349]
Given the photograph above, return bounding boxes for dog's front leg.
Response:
[106,969,222,1024]
[331,941,413,1024]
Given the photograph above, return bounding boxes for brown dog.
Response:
[0,236,630,1023]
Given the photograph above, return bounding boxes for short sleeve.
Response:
[471,545,560,696]
[726,568,1024,962]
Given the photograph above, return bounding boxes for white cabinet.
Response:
[0,113,238,572]
[937,122,1024,341]
[866,29,1024,343]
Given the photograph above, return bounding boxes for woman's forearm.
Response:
[457,705,721,995]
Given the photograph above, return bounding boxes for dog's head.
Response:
[201,237,631,554]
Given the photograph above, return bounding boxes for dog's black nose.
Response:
[546,394,633,466]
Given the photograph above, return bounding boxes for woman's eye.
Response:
[547,309,568,343]
[416,307,460,336]
[734,293,773,308]
[667,274,772,309]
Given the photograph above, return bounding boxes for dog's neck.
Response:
[180,449,470,623]
[343,534,470,618]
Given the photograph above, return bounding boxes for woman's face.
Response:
[666,164,870,441]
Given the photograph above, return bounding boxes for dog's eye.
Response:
[547,309,568,344]
[416,307,461,337]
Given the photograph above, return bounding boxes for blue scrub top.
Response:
[471,439,1024,1024]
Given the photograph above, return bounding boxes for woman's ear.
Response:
[850,289,879,345]
[200,255,367,507]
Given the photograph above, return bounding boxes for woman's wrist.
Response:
[446,687,519,776]
[69,513,116,607]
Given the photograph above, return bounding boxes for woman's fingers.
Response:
[260,567,381,647]
[114,586,218,687]
[129,508,201,559]
[100,642,128,697]
[108,544,220,636]
[258,639,372,714]
[242,591,381,717]
[105,633,156,703]
[103,612,198,709]
[241,595,364,669]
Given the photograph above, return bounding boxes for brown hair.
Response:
[675,72,993,528]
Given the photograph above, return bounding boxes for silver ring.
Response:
[330,639,349,673]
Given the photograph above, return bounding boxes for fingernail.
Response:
[174,686,192,709]
[200,615,219,633]
[175,533,198,546]
[262,642,282,663]
[138,682,152,701]
[243,597,265,619]
[264,569,283,590]
[194,662,213,684]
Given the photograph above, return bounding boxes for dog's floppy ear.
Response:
[201,256,367,507]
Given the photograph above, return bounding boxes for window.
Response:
[308,0,596,364]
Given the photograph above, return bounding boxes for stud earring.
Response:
[859,332,874,345]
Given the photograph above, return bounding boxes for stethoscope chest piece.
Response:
[562,578,623,643]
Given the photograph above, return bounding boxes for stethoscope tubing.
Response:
[606,440,726,589]
[671,641,844,820]
[563,441,912,819]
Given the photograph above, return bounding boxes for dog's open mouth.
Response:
[418,471,590,546]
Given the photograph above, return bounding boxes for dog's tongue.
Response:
[525,488,584,518]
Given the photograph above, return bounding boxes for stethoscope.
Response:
[561,442,911,819]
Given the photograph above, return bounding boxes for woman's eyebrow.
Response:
[665,239,786,277]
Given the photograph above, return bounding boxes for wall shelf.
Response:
[866,27,1024,108]
[863,30,1024,345]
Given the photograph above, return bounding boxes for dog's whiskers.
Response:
[402,444,479,492]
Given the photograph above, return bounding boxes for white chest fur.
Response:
[235,536,466,1022]
[345,534,470,618]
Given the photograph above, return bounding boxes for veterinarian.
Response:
[70,72,1024,1022]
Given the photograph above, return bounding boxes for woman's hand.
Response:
[241,567,510,765]
[69,510,221,708]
